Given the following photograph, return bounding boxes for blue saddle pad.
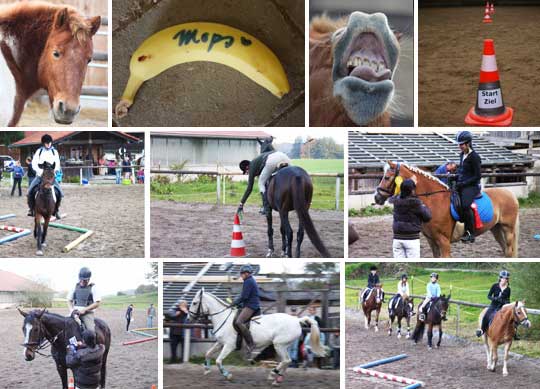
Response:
[451,192,494,223]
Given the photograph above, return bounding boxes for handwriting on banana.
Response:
[172,29,253,52]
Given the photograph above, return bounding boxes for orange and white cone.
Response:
[482,8,492,23]
[490,3,495,15]
[229,213,246,257]
[68,377,75,389]
[465,39,513,126]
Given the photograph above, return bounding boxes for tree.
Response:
[508,263,540,307]
[290,136,303,159]
[0,131,24,145]
[300,262,339,288]
[23,277,54,308]
[146,262,158,286]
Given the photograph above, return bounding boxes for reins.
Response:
[376,163,450,199]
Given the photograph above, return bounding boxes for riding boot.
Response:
[461,208,475,243]
[27,193,35,217]
[53,196,62,219]
[239,324,255,353]
[259,192,270,215]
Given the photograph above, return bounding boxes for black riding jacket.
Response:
[240,151,274,204]
[487,283,511,310]
[390,196,432,240]
[367,273,380,288]
[66,344,105,389]
[457,150,482,188]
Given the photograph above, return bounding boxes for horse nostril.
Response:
[58,100,65,114]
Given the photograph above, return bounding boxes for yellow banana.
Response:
[115,22,290,118]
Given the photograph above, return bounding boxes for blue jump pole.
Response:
[0,229,31,245]
[404,383,423,389]
[0,214,16,221]
[355,354,408,369]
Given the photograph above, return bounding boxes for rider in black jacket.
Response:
[456,131,482,243]
[476,270,511,337]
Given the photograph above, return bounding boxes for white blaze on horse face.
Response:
[0,32,17,126]
[24,323,33,345]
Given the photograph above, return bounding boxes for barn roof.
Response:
[349,132,535,169]
[152,130,271,140]
[10,131,141,147]
[0,269,52,292]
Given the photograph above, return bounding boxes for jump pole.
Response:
[47,221,93,252]
[130,329,155,338]
[0,226,31,245]
[355,354,408,369]
[122,336,158,346]
[132,327,158,331]
[352,367,424,387]
[0,214,16,221]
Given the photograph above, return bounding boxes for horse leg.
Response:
[388,315,394,336]
[490,339,498,372]
[100,348,109,388]
[34,214,44,256]
[427,323,433,349]
[436,235,452,258]
[437,324,443,348]
[365,309,370,330]
[295,222,304,258]
[502,341,511,376]
[280,220,287,257]
[425,235,441,257]
[42,217,50,247]
[406,315,411,339]
[483,335,492,370]
[374,307,381,332]
[501,222,518,258]
[55,363,68,389]
[279,211,293,258]
[270,344,291,386]
[215,343,235,380]
[266,210,275,257]
[397,316,402,339]
[204,342,223,375]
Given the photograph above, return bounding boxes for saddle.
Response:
[233,308,261,350]
[450,191,494,224]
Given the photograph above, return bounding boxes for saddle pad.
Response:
[450,192,494,223]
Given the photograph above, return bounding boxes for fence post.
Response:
[456,304,460,337]
[183,329,191,363]
[216,174,221,205]
[79,168,83,185]
[335,176,341,210]
[223,175,226,205]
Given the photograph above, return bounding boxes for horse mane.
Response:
[400,163,449,190]
[310,14,348,37]
[203,291,230,308]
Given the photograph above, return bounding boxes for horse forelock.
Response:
[66,13,91,45]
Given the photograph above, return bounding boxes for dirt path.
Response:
[349,208,540,258]
[419,6,540,126]
[346,309,540,389]
[0,185,144,258]
[164,362,339,389]
[0,308,157,388]
[151,202,344,258]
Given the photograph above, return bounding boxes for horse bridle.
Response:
[188,290,234,335]
[22,314,64,358]
[376,163,449,198]
[513,304,529,327]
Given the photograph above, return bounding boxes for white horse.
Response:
[189,289,327,386]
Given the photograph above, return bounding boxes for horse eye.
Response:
[87,58,92,64]
[53,50,61,59]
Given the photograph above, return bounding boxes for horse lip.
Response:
[341,30,392,80]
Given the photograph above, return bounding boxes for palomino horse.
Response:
[412,295,450,349]
[374,161,519,257]
[34,162,57,256]
[388,295,414,339]
[479,301,531,376]
[0,2,101,126]
[18,308,111,389]
[188,289,326,386]
[361,285,383,331]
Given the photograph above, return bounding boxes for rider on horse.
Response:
[456,131,482,244]
[476,270,516,339]
[237,142,291,216]
[361,266,385,302]
[27,134,64,219]
[390,178,432,258]
[232,265,261,356]
[69,267,102,333]
[419,272,442,322]
[389,274,413,317]
[66,329,106,389]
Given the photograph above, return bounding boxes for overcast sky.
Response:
[266,129,345,144]
[0,260,153,295]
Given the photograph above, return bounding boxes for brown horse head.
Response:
[39,161,56,190]
[38,7,100,124]
[18,308,46,361]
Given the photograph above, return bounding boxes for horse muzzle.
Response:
[522,319,531,329]
[24,348,35,361]
[374,193,387,205]
[52,100,80,124]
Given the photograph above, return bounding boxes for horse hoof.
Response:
[272,382,280,387]
[406,334,410,339]
[41,243,47,248]
[428,346,432,350]
[226,373,233,381]
[397,334,402,339]
[374,327,379,332]
[503,372,508,377]
[280,251,287,258]
[266,250,274,258]
[204,370,211,376]
[36,250,43,256]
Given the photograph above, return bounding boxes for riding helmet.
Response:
[456,131,473,145]
[82,330,96,347]
[79,267,92,280]
[239,160,250,174]
[370,265,378,271]
[41,134,53,145]
[240,264,253,274]
[430,272,439,279]
[401,274,408,280]
[499,270,510,279]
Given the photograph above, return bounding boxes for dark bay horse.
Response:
[0,2,101,126]
[361,285,383,332]
[34,161,57,256]
[388,295,414,339]
[266,166,331,258]
[18,308,111,389]
[374,161,519,257]
[412,295,450,349]
[479,301,530,376]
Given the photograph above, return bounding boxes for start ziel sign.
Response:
[478,89,503,109]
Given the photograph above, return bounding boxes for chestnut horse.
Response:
[374,161,519,257]
[479,301,531,376]
[0,1,101,126]
[361,285,383,332]
[309,12,401,126]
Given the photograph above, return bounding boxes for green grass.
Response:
[518,191,540,208]
[151,159,344,210]
[349,205,393,217]
[52,292,158,310]
[346,267,540,358]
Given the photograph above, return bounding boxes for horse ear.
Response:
[447,294,451,300]
[17,307,28,317]
[55,8,69,29]
[256,138,262,145]
[394,31,403,42]
[88,16,101,36]
[37,309,45,318]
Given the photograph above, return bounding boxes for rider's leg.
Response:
[53,181,63,219]
[80,311,96,332]
[258,168,272,215]
[460,187,477,242]
[27,177,40,216]
[235,307,256,351]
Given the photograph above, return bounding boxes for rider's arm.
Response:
[487,284,497,301]
[80,301,100,314]
[32,149,42,176]
[405,283,410,296]
[53,149,61,172]
[240,169,255,205]
[65,346,81,368]
[462,154,482,186]
[500,287,511,305]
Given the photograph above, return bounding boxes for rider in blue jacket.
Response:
[233,265,260,354]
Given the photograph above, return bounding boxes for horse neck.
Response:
[204,295,232,327]
[41,313,66,343]
[401,167,449,206]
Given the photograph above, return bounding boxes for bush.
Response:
[152,175,170,185]
[349,205,392,217]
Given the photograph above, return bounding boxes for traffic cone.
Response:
[482,8,492,23]
[151,385,157,389]
[490,3,495,15]
[229,213,246,257]
[68,377,75,389]
[465,39,513,126]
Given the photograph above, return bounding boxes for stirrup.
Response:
[27,209,34,217]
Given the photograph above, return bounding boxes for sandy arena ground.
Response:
[0,184,144,258]
[346,309,540,389]
[349,208,540,258]
[151,202,344,258]
[419,6,540,126]
[0,308,157,388]
[17,102,107,127]
[164,362,339,389]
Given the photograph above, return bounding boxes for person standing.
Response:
[26,156,36,186]
[434,162,457,185]
[169,300,189,363]
[125,304,134,332]
[66,329,105,389]
[68,267,102,332]
[147,303,156,328]
[11,161,24,197]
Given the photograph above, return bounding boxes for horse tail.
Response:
[299,316,327,357]
[412,321,425,343]
[292,175,331,258]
